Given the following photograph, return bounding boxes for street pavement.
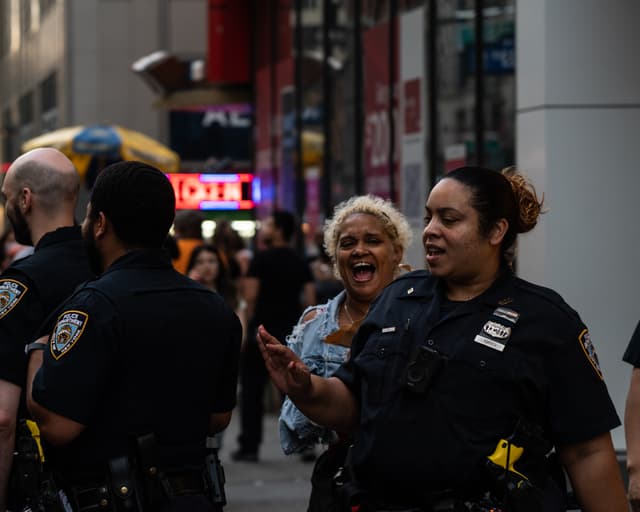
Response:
[218,408,314,511]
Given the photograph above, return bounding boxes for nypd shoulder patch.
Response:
[0,279,29,320]
[50,310,89,360]
[578,328,603,380]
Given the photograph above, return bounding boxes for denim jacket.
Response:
[279,290,350,454]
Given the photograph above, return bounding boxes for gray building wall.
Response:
[516,0,640,451]
[0,0,207,161]
[0,2,67,154]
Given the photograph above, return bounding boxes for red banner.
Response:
[363,20,398,199]
[207,0,251,83]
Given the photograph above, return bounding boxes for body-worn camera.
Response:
[404,345,447,395]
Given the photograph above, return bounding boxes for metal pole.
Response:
[428,0,438,187]
[388,0,397,202]
[322,0,334,219]
[269,0,278,206]
[474,0,485,166]
[294,0,305,254]
[353,0,363,195]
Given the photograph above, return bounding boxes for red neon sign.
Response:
[167,173,254,211]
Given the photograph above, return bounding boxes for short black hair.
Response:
[89,161,176,248]
[174,210,204,239]
[272,210,296,242]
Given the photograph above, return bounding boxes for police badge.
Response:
[0,279,28,320]
[578,328,603,380]
[50,310,89,360]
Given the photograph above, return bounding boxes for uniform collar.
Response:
[396,271,438,300]
[396,266,516,308]
[471,266,517,308]
[105,248,173,274]
[34,225,82,251]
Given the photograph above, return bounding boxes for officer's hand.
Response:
[257,324,311,400]
[629,473,640,511]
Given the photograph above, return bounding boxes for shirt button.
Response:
[479,360,486,368]
[377,346,386,358]
[427,339,434,346]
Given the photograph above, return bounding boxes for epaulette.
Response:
[512,276,581,322]
[394,269,430,282]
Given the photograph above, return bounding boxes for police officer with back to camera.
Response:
[0,148,94,511]
[25,161,242,512]
[257,166,628,511]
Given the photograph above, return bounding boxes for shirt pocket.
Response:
[443,342,520,421]
[356,328,409,405]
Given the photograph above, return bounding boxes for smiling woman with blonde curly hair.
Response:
[277,194,412,511]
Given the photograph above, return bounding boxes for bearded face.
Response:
[6,200,33,247]
[82,217,104,275]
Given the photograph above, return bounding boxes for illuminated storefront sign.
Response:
[167,173,256,210]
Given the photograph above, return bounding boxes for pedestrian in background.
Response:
[172,209,205,274]
[307,229,344,306]
[26,161,241,511]
[258,166,626,511]
[0,148,94,511]
[279,195,412,511]
[232,210,316,462]
[211,218,248,279]
[188,243,246,337]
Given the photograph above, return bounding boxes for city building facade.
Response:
[1,0,640,455]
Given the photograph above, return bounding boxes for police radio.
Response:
[404,345,447,395]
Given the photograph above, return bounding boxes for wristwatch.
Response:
[25,341,47,356]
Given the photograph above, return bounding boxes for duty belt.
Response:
[67,467,208,512]
[161,467,208,496]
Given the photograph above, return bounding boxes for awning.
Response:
[132,51,251,110]
[153,85,252,110]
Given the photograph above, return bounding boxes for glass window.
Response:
[21,0,31,36]
[327,1,357,205]
[482,0,515,171]
[39,0,56,17]
[2,108,15,163]
[18,92,34,126]
[0,4,8,57]
[40,72,57,113]
[433,0,515,178]
[436,0,476,176]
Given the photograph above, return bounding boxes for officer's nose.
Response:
[422,220,440,244]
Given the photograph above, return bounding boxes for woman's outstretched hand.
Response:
[256,324,312,401]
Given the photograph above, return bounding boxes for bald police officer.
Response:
[26,161,241,512]
[0,148,94,510]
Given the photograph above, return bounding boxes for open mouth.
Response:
[352,261,376,282]
[426,245,445,263]
[426,246,444,256]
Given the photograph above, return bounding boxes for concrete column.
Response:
[516,0,640,448]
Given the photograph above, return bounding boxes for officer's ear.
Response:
[20,187,33,214]
[93,212,108,239]
[488,218,509,247]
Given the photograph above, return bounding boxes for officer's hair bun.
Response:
[501,166,544,234]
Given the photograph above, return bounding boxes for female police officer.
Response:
[257,166,627,511]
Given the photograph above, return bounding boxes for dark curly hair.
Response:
[445,166,544,254]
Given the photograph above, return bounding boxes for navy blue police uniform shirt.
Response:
[334,269,619,501]
[32,249,242,477]
[622,320,640,366]
[0,226,94,388]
